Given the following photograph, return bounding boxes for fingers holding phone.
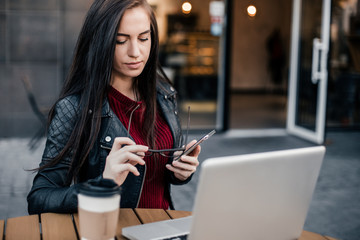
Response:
[166,140,201,181]
[167,129,215,181]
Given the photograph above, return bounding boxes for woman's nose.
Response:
[128,40,140,58]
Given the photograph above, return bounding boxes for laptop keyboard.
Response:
[163,234,188,240]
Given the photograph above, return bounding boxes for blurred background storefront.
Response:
[0,0,359,143]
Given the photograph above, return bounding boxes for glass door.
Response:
[287,0,331,144]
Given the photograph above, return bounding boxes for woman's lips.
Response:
[126,61,142,69]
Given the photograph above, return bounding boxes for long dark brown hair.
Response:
[40,0,167,183]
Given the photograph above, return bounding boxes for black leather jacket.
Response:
[27,80,190,214]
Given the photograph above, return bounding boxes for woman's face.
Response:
[112,6,151,82]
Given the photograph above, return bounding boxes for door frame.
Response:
[286,0,331,144]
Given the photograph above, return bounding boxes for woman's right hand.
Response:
[102,137,148,186]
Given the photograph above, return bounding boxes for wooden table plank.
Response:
[72,213,80,234]
[325,236,338,240]
[166,210,192,219]
[116,209,142,240]
[298,230,329,240]
[41,213,77,240]
[134,208,170,223]
[0,220,4,240]
[5,215,40,240]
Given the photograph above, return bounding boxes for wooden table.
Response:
[0,208,337,240]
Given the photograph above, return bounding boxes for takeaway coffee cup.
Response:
[77,179,121,240]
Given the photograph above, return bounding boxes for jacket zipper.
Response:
[136,164,146,208]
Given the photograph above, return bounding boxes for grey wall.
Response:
[0,0,92,137]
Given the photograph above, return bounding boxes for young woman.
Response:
[27,0,200,214]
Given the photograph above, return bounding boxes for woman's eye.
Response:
[116,40,126,45]
[139,38,149,42]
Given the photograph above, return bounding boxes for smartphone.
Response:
[174,129,216,161]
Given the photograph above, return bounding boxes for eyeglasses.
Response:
[126,104,190,158]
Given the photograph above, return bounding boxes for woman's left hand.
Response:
[166,140,201,181]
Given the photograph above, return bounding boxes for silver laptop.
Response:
[122,146,325,240]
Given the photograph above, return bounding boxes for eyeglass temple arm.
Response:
[127,104,141,138]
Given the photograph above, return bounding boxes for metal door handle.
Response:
[311,38,323,84]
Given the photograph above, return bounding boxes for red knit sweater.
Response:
[107,86,173,209]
